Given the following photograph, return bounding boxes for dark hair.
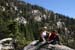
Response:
[51,30,56,32]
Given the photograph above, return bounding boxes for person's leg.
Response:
[35,41,47,50]
[55,36,60,44]
[51,40,56,45]
[41,35,46,42]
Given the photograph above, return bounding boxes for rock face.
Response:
[23,40,74,50]
[0,38,14,50]
[48,44,74,50]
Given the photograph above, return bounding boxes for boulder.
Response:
[23,40,74,50]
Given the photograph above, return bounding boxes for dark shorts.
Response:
[50,36,60,44]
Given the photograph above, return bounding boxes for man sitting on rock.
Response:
[48,30,60,45]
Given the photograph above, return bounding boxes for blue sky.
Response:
[23,0,75,18]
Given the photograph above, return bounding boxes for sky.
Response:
[23,0,75,18]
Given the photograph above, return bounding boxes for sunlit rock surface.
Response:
[23,40,74,50]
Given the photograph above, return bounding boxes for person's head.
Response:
[43,26,48,31]
[52,31,56,33]
[44,26,47,29]
[51,30,56,33]
[40,26,47,32]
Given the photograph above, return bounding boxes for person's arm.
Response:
[48,32,51,37]
[46,31,50,34]
[46,31,51,36]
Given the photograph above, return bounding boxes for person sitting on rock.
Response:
[40,26,50,42]
[48,30,60,45]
